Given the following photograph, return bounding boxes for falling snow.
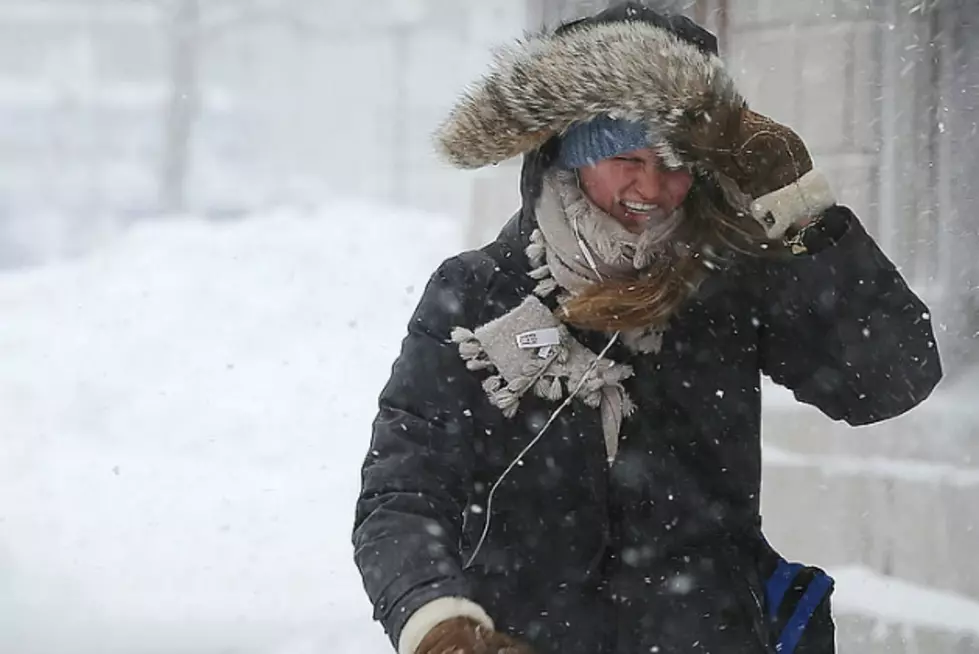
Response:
[0,1,977,653]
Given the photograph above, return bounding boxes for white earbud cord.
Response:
[464,204,621,570]
[464,330,619,569]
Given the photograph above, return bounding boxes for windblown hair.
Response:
[558,172,776,332]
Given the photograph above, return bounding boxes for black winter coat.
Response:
[353,175,942,653]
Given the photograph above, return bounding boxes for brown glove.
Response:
[415,617,536,654]
[686,104,814,200]
[683,103,840,241]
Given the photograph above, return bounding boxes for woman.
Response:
[352,4,942,653]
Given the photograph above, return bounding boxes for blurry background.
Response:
[0,0,977,653]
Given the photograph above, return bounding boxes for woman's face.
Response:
[577,148,694,234]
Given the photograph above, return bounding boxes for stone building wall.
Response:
[709,0,979,650]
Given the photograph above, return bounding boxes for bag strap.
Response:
[778,572,834,654]
[765,559,804,615]
[765,560,834,654]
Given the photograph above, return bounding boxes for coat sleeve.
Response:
[754,205,942,425]
[352,254,488,648]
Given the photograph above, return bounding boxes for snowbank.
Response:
[0,201,462,654]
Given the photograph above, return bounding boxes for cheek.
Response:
[582,171,623,210]
[665,171,694,203]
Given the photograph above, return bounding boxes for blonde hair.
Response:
[558,172,779,331]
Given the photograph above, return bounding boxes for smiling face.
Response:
[576,148,694,234]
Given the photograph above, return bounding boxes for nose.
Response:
[633,163,663,201]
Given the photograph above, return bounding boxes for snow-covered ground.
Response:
[0,202,461,654]
[1,200,977,654]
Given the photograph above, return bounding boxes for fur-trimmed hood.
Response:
[435,4,764,333]
[435,5,745,172]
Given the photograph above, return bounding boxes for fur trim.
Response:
[397,597,494,654]
[435,21,743,170]
[750,169,836,237]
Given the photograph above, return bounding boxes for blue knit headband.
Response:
[557,116,651,169]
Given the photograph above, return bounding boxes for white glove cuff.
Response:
[750,168,836,238]
[398,596,495,654]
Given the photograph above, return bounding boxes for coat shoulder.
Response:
[411,244,517,336]
[416,210,536,328]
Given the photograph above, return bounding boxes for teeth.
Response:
[623,201,658,213]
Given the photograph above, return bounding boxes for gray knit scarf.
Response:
[451,170,682,462]
[530,169,682,353]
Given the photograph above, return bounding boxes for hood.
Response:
[434,3,743,175]
[435,3,765,333]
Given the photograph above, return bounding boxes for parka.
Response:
[353,4,942,654]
